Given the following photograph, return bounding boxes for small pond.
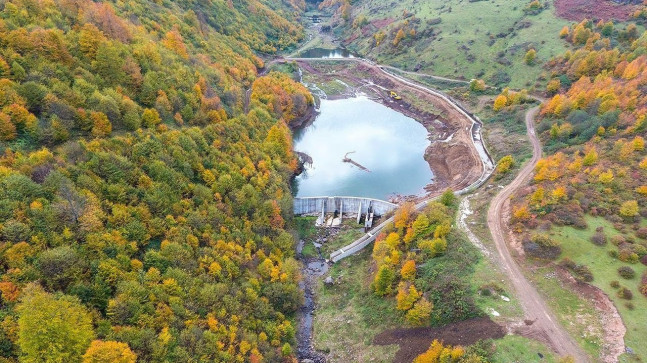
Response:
[293,96,433,200]
[297,47,355,59]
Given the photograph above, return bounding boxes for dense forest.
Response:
[0,0,314,362]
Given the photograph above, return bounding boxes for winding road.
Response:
[485,106,588,362]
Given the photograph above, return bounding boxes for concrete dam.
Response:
[293,196,397,217]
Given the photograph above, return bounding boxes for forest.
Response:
[0,0,314,362]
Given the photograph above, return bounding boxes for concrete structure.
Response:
[293,196,397,217]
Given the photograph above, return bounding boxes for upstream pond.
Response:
[293,96,433,200]
[297,47,355,59]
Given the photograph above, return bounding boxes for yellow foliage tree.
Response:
[413,340,465,363]
[405,296,432,326]
[400,260,416,280]
[396,282,421,311]
[82,340,136,363]
[493,95,508,112]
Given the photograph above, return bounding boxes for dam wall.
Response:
[293,196,397,217]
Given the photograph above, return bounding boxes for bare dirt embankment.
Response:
[290,60,485,199]
[373,317,506,362]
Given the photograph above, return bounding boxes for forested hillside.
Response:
[508,20,646,260]
[0,0,315,362]
[502,19,647,358]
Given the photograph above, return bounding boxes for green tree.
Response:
[18,284,95,363]
[373,265,396,296]
[525,49,537,65]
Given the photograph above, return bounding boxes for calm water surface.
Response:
[293,96,433,200]
[297,47,355,59]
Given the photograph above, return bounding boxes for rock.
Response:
[324,276,334,285]
[301,359,314,363]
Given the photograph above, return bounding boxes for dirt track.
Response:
[486,107,589,362]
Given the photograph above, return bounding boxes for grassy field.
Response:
[491,335,558,362]
[313,248,400,362]
[551,215,647,361]
[332,0,570,89]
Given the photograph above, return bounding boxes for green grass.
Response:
[491,335,558,363]
[335,0,570,89]
[529,264,604,358]
[313,248,399,362]
[552,215,647,362]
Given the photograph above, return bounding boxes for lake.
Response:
[293,96,433,200]
[297,47,355,59]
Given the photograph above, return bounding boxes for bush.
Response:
[625,302,635,310]
[573,264,593,282]
[559,257,577,270]
[640,273,647,297]
[610,280,620,289]
[608,249,619,258]
[618,266,636,279]
[617,287,633,300]
[590,231,607,246]
[611,235,626,246]
[618,249,639,264]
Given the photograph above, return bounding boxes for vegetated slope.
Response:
[504,19,647,360]
[318,0,569,88]
[0,0,316,362]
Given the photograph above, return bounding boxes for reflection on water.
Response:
[293,96,433,200]
[297,47,355,59]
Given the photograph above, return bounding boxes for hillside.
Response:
[505,19,647,360]
[0,0,315,362]
[317,0,570,88]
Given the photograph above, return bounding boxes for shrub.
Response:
[640,273,647,297]
[573,264,593,282]
[610,280,620,289]
[611,235,626,246]
[636,227,647,239]
[618,266,636,279]
[559,257,577,269]
[524,233,562,260]
[608,249,619,258]
[590,231,607,246]
[618,249,639,264]
[617,287,633,300]
[625,302,635,310]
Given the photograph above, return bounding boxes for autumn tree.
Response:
[525,48,537,65]
[619,200,639,219]
[18,285,94,363]
[82,341,136,363]
[373,265,396,296]
[405,296,432,325]
[400,260,416,280]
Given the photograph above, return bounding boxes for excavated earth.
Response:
[373,317,506,362]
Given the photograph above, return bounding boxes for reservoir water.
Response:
[297,47,355,59]
[293,96,433,200]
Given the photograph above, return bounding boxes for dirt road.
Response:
[486,107,589,362]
